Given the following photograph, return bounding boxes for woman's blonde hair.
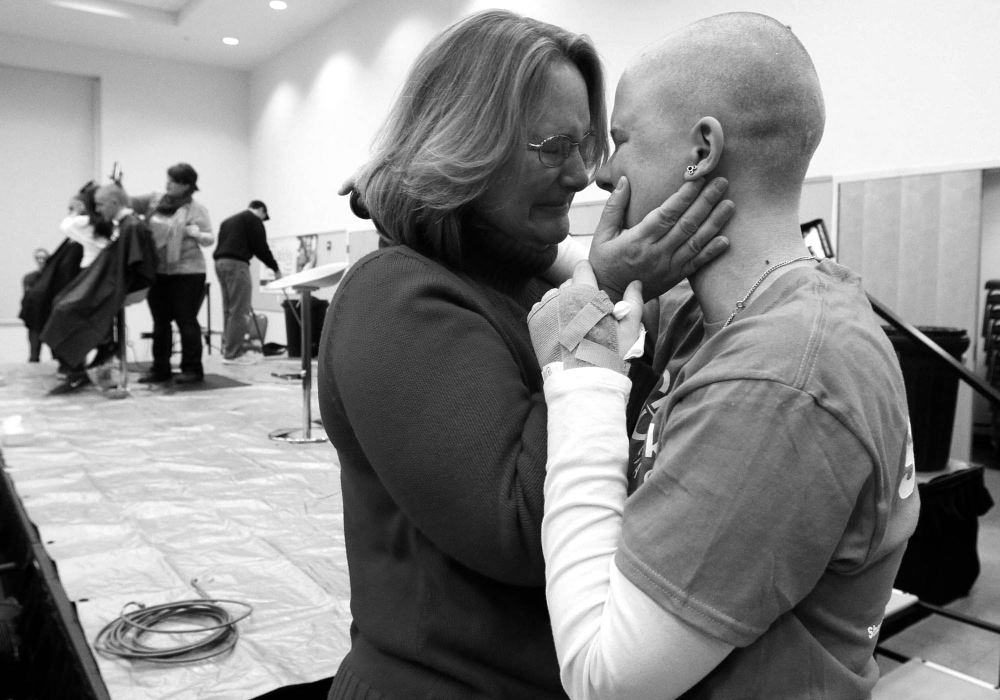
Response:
[354,10,608,266]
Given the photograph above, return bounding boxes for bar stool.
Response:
[263,262,348,443]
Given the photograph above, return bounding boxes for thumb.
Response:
[614,280,645,356]
[613,280,644,321]
[591,176,630,247]
[623,279,643,311]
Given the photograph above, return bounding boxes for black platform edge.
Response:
[0,450,111,700]
[253,676,333,700]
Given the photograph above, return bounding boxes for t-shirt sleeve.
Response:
[319,251,550,584]
[615,377,874,646]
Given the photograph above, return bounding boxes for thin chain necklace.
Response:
[722,255,817,329]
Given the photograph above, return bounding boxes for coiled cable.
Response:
[94,594,252,664]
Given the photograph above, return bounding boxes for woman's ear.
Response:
[683,116,724,181]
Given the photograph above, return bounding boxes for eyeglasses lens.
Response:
[539,137,569,168]
[538,134,598,169]
[579,133,598,169]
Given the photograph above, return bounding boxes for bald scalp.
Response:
[634,12,825,189]
[96,184,128,208]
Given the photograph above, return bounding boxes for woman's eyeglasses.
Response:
[527,132,598,170]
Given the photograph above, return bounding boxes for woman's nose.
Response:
[558,150,590,191]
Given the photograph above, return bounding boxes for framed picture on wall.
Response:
[254,230,347,312]
[801,218,835,260]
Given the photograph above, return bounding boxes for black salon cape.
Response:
[41,216,157,367]
[19,239,85,333]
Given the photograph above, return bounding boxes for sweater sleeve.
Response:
[188,202,214,247]
[248,217,280,272]
[319,250,552,584]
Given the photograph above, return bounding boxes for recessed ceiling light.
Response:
[270,1,288,9]
[222,37,240,46]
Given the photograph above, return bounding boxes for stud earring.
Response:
[685,165,698,176]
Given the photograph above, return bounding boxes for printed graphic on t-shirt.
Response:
[898,422,916,499]
[628,369,670,495]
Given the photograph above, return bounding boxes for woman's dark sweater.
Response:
[318,233,567,699]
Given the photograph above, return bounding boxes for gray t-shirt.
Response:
[617,260,920,698]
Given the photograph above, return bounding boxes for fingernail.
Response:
[713,177,729,192]
[616,176,626,192]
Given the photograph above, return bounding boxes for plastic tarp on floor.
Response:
[0,361,349,699]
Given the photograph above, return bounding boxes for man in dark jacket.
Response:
[213,200,281,364]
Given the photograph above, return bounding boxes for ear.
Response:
[682,116,724,181]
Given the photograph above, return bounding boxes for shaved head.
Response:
[631,12,824,191]
[95,184,128,209]
[94,183,129,221]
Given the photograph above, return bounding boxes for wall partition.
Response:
[838,170,984,464]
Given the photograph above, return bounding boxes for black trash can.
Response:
[883,326,970,472]
[282,298,329,358]
[893,466,994,604]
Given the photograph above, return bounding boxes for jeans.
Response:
[214,258,253,359]
[146,273,206,376]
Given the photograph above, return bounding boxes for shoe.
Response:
[138,371,172,384]
[87,343,118,369]
[222,352,260,366]
[174,371,204,385]
[48,372,91,395]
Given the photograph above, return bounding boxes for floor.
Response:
[0,328,346,700]
[1,323,998,695]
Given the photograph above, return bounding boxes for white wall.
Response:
[488,0,1000,180]
[0,33,251,211]
[0,33,250,337]
[250,0,1000,239]
[247,0,1000,457]
[0,65,96,324]
[249,2,457,238]
[5,2,1000,351]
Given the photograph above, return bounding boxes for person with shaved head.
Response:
[529,12,919,699]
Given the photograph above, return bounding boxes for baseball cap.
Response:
[249,200,270,221]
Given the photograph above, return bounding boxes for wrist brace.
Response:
[528,285,626,374]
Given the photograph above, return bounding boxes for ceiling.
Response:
[0,0,360,71]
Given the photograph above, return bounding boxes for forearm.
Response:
[542,368,730,699]
[542,368,631,696]
[326,259,551,581]
[342,352,550,582]
[192,230,214,246]
[190,205,214,246]
[251,229,280,271]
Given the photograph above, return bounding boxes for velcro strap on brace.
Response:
[528,285,626,374]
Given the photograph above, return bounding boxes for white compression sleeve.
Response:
[542,368,731,700]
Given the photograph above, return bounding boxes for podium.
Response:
[264,262,348,443]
